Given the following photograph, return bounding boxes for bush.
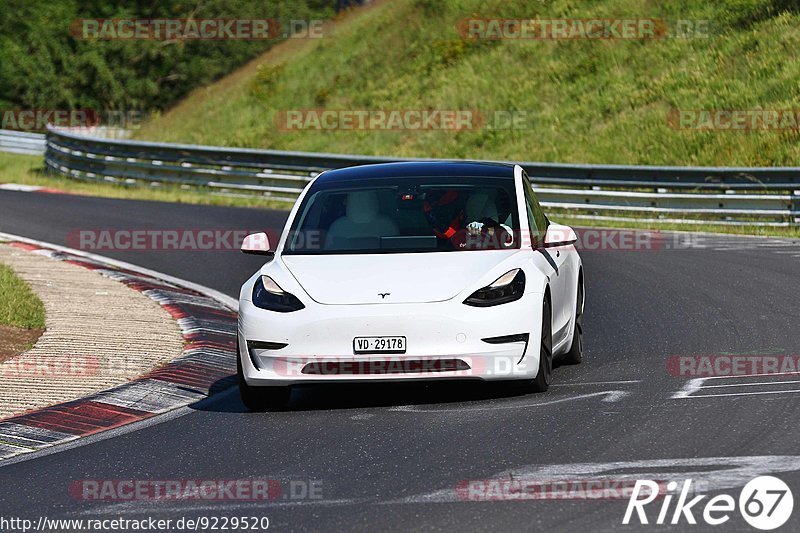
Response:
[0,0,335,116]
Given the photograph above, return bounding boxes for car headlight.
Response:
[464,269,526,307]
[252,275,305,313]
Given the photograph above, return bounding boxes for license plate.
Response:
[353,336,407,354]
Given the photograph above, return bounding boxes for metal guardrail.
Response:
[0,130,46,155]
[39,127,800,226]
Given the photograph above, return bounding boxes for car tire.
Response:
[561,278,584,365]
[530,296,553,393]
[237,341,291,411]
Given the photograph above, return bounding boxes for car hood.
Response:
[280,251,521,305]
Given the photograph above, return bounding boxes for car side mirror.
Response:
[543,223,578,248]
[241,232,274,257]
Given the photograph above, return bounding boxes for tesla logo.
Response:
[379,293,391,299]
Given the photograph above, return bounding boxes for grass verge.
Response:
[0,262,45,330]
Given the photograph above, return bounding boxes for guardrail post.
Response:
[793,190,800,227]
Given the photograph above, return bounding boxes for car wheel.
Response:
[237,341,291,411]
[530,296,553,393]
[561,278,584,365]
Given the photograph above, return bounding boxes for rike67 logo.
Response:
[624,476,793,530]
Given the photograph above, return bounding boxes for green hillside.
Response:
[134,0,800,166]
[0,0,334,115]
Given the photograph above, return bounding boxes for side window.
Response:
[522,172,548,247]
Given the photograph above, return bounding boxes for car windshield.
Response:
[285,176,520,254]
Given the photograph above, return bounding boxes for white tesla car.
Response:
[237,162,584,410]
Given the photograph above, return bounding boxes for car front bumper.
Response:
[238,292,543,386]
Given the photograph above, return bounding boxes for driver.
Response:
[424,190,513,249]
[423,189,464,241]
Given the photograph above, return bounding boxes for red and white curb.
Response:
[0,236,238,462]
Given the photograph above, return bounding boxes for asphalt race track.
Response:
[1,189,800,532]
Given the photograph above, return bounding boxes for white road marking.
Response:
[391,455,800,504]
[671,378,705,399]
[682,389,800,399]
[389,390,630,413]
[552,380,640,386]
[701,379,800,389]
[673,372,800,399]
